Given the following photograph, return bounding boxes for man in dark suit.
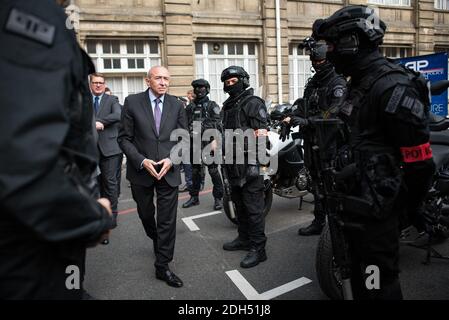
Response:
[118,66,188,288]
[90,73,123,226]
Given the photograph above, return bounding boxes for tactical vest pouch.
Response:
[345,153,402,220]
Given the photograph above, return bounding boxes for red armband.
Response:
[254,129,268,137]
[400,142,432,163]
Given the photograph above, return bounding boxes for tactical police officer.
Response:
[313,6,435,299]
[0,0,114,299]
[281,38,347,236]
[220,66,269,268]
[182,79,224,210]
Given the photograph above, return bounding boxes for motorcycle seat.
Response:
[430,130,449,146]
[431,144,449,170]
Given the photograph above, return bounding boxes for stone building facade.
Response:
[68,0,449,104]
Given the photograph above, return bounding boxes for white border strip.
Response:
[226,270,312,300]
[182,211,222,231]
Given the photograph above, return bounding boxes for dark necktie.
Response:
[154,98,162,135]
[94,96,99,114]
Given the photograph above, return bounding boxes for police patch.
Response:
[213,106,220,115]
[6,8,55,46]
[385,85,406,114]
[333,87,344,98]
[259,108,267,119]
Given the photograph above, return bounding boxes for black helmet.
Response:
[313,5,386,54]
[220,66,250,88]
[191,78,210,99]
[191,79,210,91]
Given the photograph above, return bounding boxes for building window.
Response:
[435,47,449,80]
[380,46,413,58]
[103,76,147,104]
[86,39,160,103]
[195,41,259,105]
[435,0,449,10]
[289,44,313,104]
[368,0,410,6]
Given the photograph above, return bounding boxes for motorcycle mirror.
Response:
[430,80,449,96]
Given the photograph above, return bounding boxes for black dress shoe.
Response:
[182,196,199,208]
[240,248,267,268]
[298,220,325,236]
[155,269,183,288]
[214,198,223,210]
[223,237,251,251]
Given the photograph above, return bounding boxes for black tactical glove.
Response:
[279,122,291,142]
[290,116,308,128]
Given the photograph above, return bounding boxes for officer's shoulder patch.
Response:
[213,106,220,115]
[385,85,406,114]
[333,87,345,98]
[259,108,267,119]
[401,95,425,120]
[5,8,55,46]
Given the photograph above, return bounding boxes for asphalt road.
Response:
[84,167,449,300]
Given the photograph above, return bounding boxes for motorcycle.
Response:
[316,81,449,300]
[222,103,310,224]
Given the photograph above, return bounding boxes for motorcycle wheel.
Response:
[223,179,273,225]
[316,223,344,300]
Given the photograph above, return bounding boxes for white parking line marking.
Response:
[259,277,312,300]
[225,270,263,300]
[226,270,312,300]
[182,211,222,231]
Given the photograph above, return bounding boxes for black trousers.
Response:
[131,179,178,270]
[345,213,403,300]
[116,153,124,198]
[0,230,85,300]
[303,138,325,223]
[190,164,224,199]
[98,153,122,225]
[231,176,267,250]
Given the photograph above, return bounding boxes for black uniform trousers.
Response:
[131,179,178,271]
[344,211,402,300]
[190,163,224,199]
[303,138,325,223]
[231,175,266,250]
[0,225,85,299]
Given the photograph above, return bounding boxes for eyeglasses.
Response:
[91,82,105,85]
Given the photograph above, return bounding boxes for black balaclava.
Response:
[223,78,245,97]
[193,86,208,101]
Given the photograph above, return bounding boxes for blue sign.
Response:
[396,52,448,117]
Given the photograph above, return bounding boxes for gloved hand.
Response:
[279,122,291,142]
[290,116,308,128]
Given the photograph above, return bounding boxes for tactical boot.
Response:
[240,248,267,268]
[182,196,199,208]
[223,237,251,251]
[298,219,325,236]
[214,198,223,210]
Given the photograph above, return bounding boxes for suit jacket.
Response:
[95,94,122,157]
[118,89,188,187]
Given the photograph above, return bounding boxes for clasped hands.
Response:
[143,158,172,180]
